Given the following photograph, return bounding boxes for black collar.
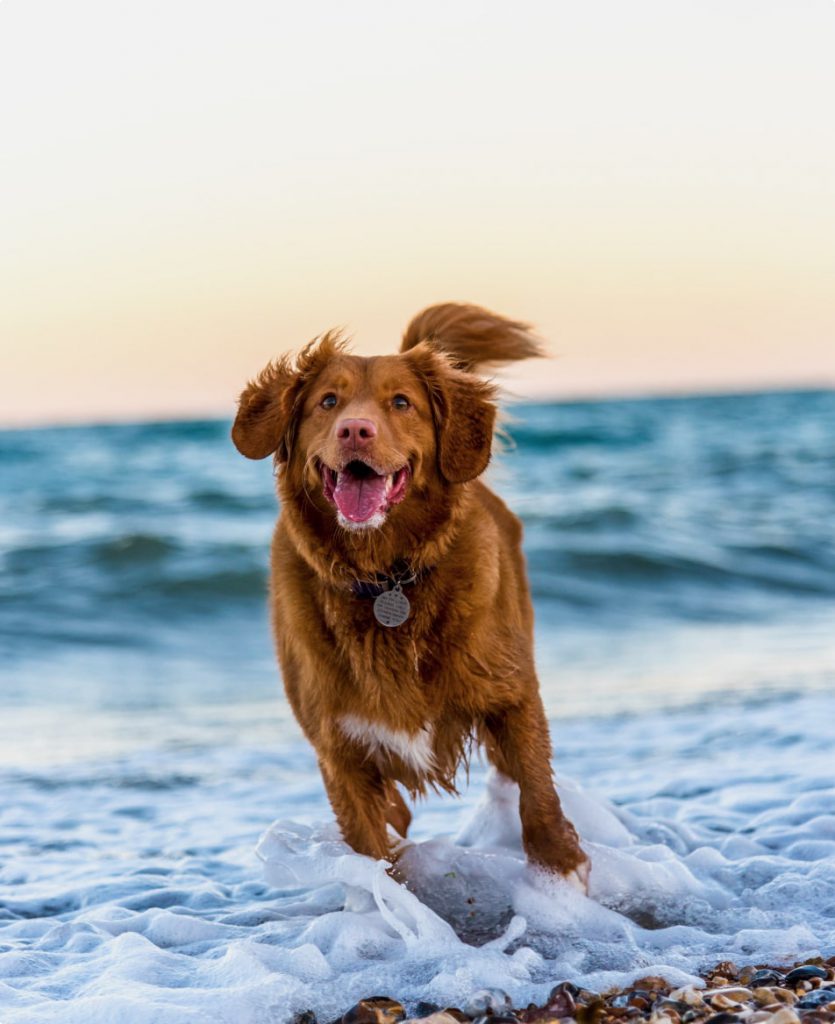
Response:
[350,559,420,599]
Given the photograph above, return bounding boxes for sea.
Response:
[1,389,834,1023]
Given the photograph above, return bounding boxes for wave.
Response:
[529,540,834,590]
[1,389,834,655]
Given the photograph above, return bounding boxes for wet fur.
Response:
[232,303,588,878]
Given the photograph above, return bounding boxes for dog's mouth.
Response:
[320,459,411,525]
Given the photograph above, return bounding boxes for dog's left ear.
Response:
[408,344,497,483]
[231,357,300,461]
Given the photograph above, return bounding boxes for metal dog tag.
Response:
[373,583,410,627]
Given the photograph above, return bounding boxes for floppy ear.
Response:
[407,343,497,483]
[231,356,300,461]
[232,331,348,461]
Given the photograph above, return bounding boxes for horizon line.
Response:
[3,381,833,434]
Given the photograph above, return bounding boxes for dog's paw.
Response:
[564,856,591,894]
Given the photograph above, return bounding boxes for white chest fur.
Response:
[338,714,436,775]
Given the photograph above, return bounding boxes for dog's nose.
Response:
[336,418,377,449]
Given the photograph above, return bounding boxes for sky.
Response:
[1,0,834,425]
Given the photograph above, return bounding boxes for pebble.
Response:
[785,966,829,987]
[403,1015,461,1024]
[795,988,835,1010]
[708,989,753,1009]
[463,989,513,1017]
[342,997,405,1024]
[762,1008,800,1024]
[344,959,835,1024]
[539,983,577,1018]
[612,991,652,1009]
[670,988,708,1010]
[412,1004,440,1018]
[750,972,786,990]
[654,998,691,1016]
[753,988,796,1008]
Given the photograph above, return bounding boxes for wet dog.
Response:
[232,303,588,885]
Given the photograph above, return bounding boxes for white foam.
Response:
[2,692,835,1022]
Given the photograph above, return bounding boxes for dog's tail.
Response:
[400,302,545,373]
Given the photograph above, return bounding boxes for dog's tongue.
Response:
[333,467,387,522]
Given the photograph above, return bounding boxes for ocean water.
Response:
[1,389,834,1022]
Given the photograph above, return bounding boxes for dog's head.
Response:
[232,334,497,532]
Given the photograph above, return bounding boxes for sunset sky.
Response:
[2,1,834,426]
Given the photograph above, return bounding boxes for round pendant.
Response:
[373,585,410,627]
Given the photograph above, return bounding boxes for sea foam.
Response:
[3,692,833,1023]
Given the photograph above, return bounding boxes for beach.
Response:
[1,390,834,1022]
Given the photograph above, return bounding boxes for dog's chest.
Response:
[338,713,436,775]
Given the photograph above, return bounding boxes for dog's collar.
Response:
[350,559,420,600]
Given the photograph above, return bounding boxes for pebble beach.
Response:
[336,959,835,1024]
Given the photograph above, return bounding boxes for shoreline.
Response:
[331,958,835,1024]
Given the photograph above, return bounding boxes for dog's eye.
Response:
[392,394,410,411]
[321,393,338,410]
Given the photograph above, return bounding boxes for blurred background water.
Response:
[1,388,834,763]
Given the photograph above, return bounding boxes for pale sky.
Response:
[1,0,834,426]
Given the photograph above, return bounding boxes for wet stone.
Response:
[633,977,673,994]
[342,997,406,1024]
[795,988,835,1010]
[708,988,753,1009]
[610,990,652,1010]
[539,984,577,1018]
[575,998,606,1024]
[412,1003,440,1018]
[413,1011,471,1019]
[785,966,828,987]
[554,983,581,999]
[751,972,786,989]
[517,1007,557,1023]
[670,988,708,1009]
[755,988,797,1007]
[762,1009,800,1024]
[575,990,604,1007]
[463,989,513,1017]
[654,999,692,1015]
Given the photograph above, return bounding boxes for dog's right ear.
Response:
[232,331,348,461]
[231,357,300,461]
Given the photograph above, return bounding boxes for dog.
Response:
[232,303,589,886]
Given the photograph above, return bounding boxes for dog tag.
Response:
[373,583,410,627]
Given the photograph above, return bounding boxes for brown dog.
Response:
[232,303,588,885]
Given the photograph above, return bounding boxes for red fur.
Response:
[231,303,587,879]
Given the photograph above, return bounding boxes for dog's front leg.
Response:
[318,750,393,862]
[484,697,589,885]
